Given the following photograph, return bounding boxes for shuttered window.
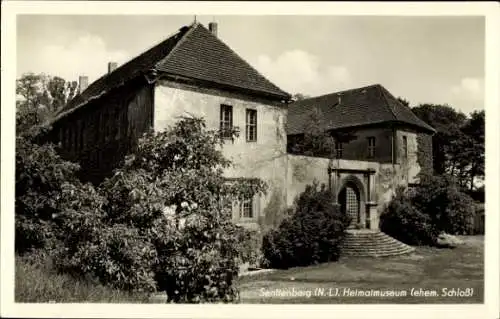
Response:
[335,141,343,159]
[367,136,376,158]
[402,136,408,159]
[245,109,257,142]
[220,104,233,139]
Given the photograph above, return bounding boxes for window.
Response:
[246,109,257,142]
[367,136,376,158]
[220,104,233,139]
[402,136,408,159]
[335,141,343,159]
[241,199,253,218]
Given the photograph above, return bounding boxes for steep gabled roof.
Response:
[286,84,436,135]
[56,22,290,121]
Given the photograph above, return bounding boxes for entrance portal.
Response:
[338,182,360,228]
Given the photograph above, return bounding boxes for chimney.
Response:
[208,22,218,37]
[78,75,89,93]
[108,62,118,74]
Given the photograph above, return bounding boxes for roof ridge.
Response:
[155,23,289,98]
[378,85,436,133]
[295,83,381,103]
[154,23,199,71]
[196,24,288,96]
[377,84,398,122]
[57,26,188,116]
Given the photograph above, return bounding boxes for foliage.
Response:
[292,93,311,101]
[16,73,78,134]
[410,103,484,190]
[288,106,356,158]
[380,187,439,246]
[397,97,410,107]
[380,174,477,246]
[262,182,349,269]
[412,174,476,235]
[15,252,150,303]
[460,110,485,190]
[289,107,335,157]
[232,227,264,268]
[56,117,267,303]
[15,128,83,253]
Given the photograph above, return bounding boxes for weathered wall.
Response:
[285,154,415,230]
[395,129,420,184]
[286,155,331,206]
[286,155,387,205]
[287,126,394,163]
[335,127,393,163]
[154,79,288,228]
[416,132,433,176]
[50,79,153,184]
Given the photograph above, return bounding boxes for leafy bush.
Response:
[262,182,349,269]
[232,227,264,268]
[380,174,477,246]
[380,187,439,246]
[15,127,84,253]
[412,174,476,235]
[56,117,267,303]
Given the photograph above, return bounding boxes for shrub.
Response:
[57,117,267,303]
[380,174,477,246]
[232,227,264,268]
[262,182,349,269]
[15,127,85,254]
[412,174,476,235]
[380,187,439,246]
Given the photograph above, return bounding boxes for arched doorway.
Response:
[338,182,361,228]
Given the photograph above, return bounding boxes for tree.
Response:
[57,117,268,302]
[410,102,484,190]
[15,74,86,252]
[16,73,78,134]
[289,106,357,158]
[292,93,311,101]
[397,97,410,107]
[460,110,485,190]
[299,107,335,157]
[411,104,468,175]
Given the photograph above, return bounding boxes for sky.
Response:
[17,15,485,114]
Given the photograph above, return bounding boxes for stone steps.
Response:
[341,230,415,257]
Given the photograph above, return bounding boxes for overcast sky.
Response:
[17,15,484,114]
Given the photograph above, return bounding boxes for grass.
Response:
[15,252,151,303]
[15,236,483,304]
[236,236,484,304]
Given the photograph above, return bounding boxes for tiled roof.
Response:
[286,84,436,135]
[155,23,290,99]
[56,23,290,121]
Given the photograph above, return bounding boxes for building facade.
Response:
[46,22,291,228]
[286,84,435,229]
[46,22,435,232]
